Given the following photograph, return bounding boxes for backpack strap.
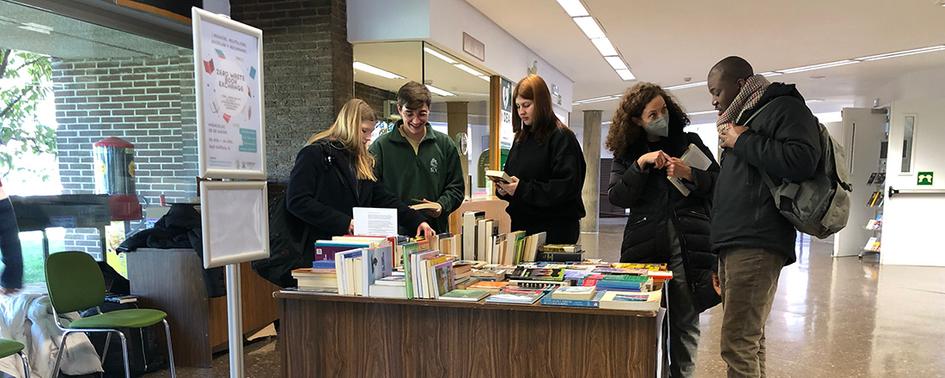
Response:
[739,101,788,209]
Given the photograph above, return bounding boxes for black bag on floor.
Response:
[80,303,167,377]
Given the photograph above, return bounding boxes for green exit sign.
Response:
[917,171,934,186]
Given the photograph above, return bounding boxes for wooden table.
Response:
[276,291,664,377]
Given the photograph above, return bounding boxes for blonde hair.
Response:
[306,99,378,181]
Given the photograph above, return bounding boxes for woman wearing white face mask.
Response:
[606,83,720,378]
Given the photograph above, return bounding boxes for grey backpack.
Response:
[742,102,852,239]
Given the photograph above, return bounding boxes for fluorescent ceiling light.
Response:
[454,63,484,77]
[687,110,717,116]
[19,22,52,34]
[665,81,708,91]
[424,47,456,64]
[425,84,455,97]
[615,69,635,81]
[573,16,606,40]
[780,60,859,74]
[353,62,403,79]
[477,75,491,82]
[590,37,618,56]
[855,45,945,61]
[573,94,620,105]
[556,0,589,17]
[759,71,783,77]
[604,56,628,70]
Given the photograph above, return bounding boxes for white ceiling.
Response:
[466,0,945,120]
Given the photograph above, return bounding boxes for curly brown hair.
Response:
[605,82,690,158]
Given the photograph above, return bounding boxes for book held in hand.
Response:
[667,143,713,196]
[485,170,513,184]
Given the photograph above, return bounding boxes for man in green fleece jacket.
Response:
[369,81,465,234]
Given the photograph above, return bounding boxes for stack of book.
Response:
[460,210,546,265]
[484,286,546,305]
[540,286,604,308]
[439,289,491,302]
[598,291,662,312]
[537,243,583,262]
[452,261,478,289]
[594,274,653,292]
[467,281,508,293]
[405,249,456,299]
[292,260,338,293]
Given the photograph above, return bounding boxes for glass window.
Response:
[900,115,915,173]
[1,0,197,285]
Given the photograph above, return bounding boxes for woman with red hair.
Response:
[495,75,586,244]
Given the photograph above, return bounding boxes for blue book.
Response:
[312,260,335,269]
[540,291,606,308]
[595,281,646,291]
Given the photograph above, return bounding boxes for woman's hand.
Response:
[348,219,354,234]
[637,150,670,169]
[416,222,436,240]
[666,158,693,181]
[495,176,520,197]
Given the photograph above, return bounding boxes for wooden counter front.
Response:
[276,291,663,377]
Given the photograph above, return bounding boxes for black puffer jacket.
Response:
[608,129,719,311]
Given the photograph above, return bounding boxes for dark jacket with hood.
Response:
[608,121,720,311]
[711,83,822,265]
[286,140,425,243]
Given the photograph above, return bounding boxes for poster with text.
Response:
[193,7,266,179]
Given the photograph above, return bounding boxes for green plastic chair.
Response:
[0,338,30,377]
[44,251,176,378]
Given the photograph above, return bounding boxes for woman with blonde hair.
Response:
[286,99,434,247]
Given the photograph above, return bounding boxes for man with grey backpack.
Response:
[706,56,848,378]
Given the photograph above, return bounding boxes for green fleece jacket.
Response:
[369,122,465,233]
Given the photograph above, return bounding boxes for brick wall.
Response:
[231,0,353,181]
[355,82,397,118]
[51,51,197,254]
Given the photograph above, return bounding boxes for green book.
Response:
[601,274,650,282]
[438,289,490,302]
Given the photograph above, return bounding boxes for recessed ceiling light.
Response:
[556,0,589,17]
[573,16,606,40]
[454,63,484,77]
[590,37,618,56]
[854,45,945,61]
[425,84,455,97]
[665,81,708,91]
[604,56,628,70]
[615,69,635,81]
[424,47,456,64]
[353,62,403,79]
[780,60,859,74]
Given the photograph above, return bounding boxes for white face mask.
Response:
[645,115,670,138]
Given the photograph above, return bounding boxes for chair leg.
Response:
[163,320,177,378]
[117,331,131,378]
[51,330,72,378]
[18,351,30,378]
[101,332,112,365]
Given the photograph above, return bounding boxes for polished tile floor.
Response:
[142,218,945,377]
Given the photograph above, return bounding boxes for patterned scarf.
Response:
[716,74,771,129]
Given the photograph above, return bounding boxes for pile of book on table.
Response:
[290,232,671,312]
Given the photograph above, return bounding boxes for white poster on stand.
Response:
[193,8,266,180]
[200,181,270,269]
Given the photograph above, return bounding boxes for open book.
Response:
[667,144,712,196]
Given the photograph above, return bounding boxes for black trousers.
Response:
[0,197,23,290]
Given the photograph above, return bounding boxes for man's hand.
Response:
[712,272,722,296]
[666,158,693,181]
[416,222,436,240]
[718,124,747,149]
[495,176,520,197]
[409,199,442,218]
[637,150,670,169]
